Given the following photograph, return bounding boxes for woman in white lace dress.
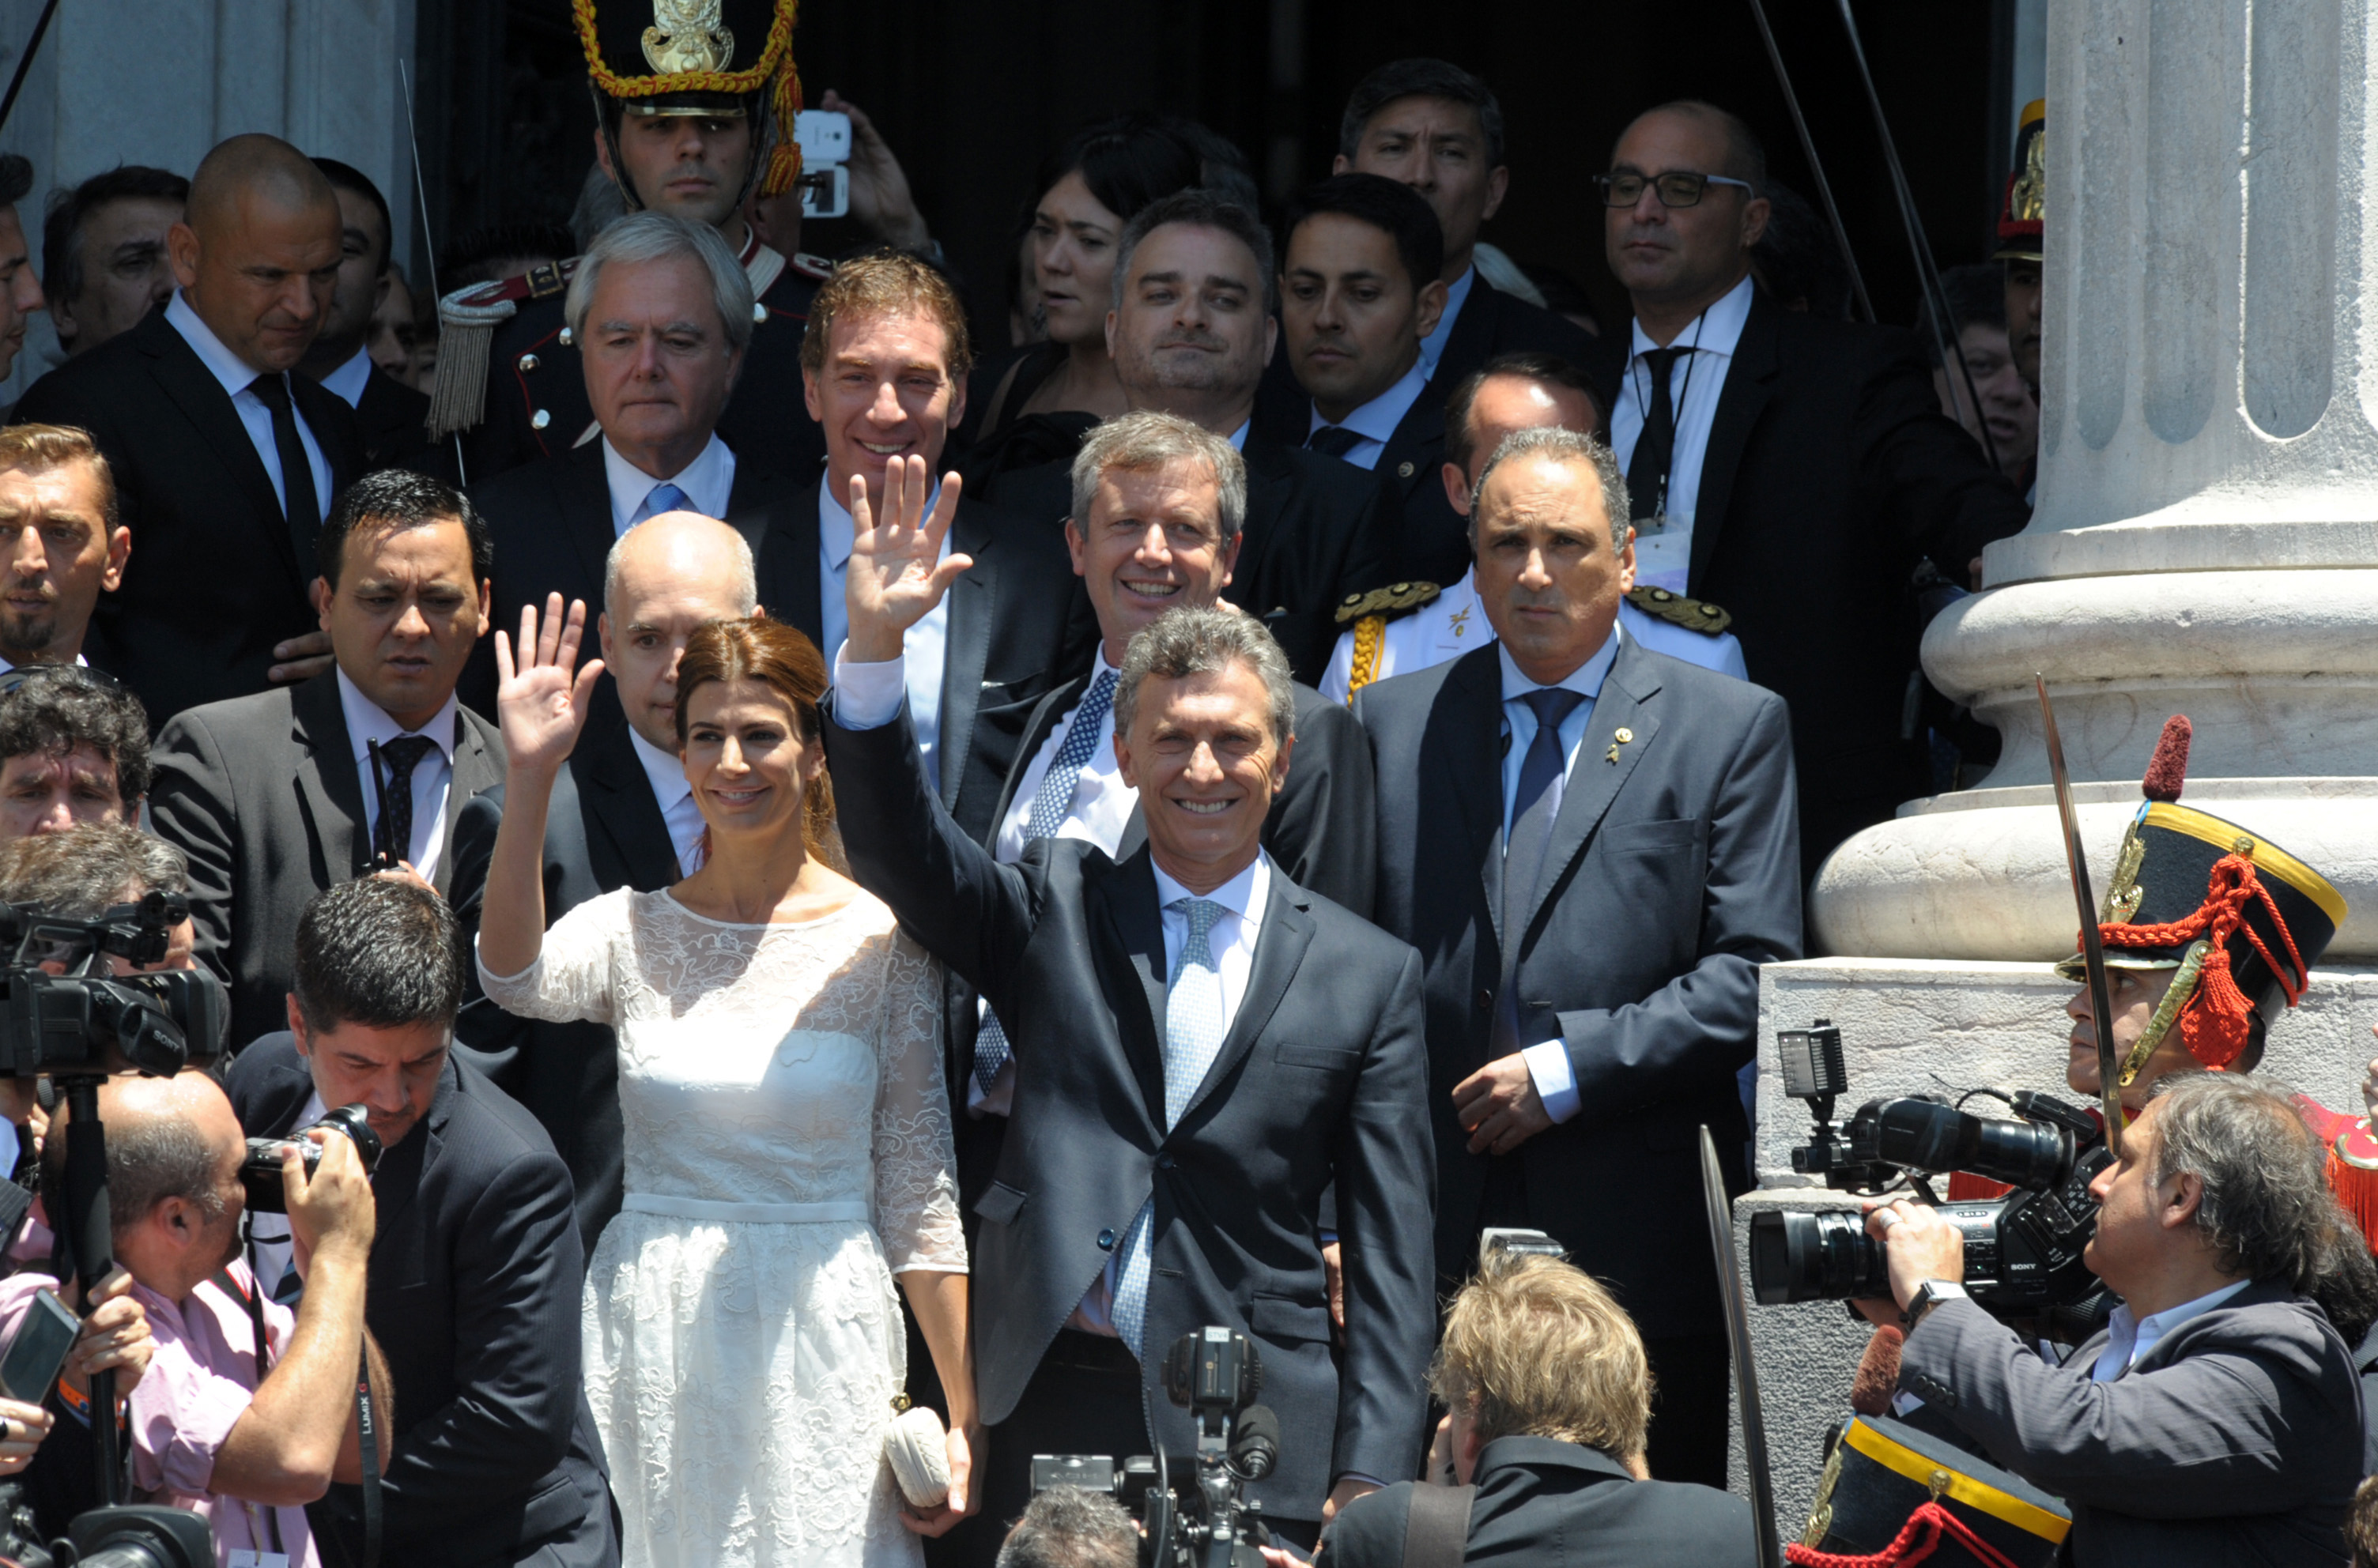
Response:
[475,601,977,1568]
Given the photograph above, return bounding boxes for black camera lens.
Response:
[1868,1098,2071,1192]
[236,1104,383,1215]
[1748,1208,1891,1305]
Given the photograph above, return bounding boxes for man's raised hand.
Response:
[496,594,606,781]
[844,454,972,664]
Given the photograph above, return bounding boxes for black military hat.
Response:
[575,0,804,194]
[1794,1415,2069,1568]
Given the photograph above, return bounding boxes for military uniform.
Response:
[429,0,829,485]
[1319,570,1747,705]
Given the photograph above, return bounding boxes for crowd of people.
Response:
[0,2,2367,1566]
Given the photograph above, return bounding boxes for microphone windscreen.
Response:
[1230,1404,1282,1479]
[1850,1324,1905,1416]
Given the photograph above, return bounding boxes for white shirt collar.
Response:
[1497,620,1622,703]
[1418,265,1478,377]
[627,725,693,809]
[1308,355,1429,446]
[602,434,737,537]
[1151,847,1270,925]
[0,654,87,677]
[334,666,459,767]
[817,469,945,573]
[2095,1279,2252,1380]
[1628,272,1756,364]
[164,289,272,396]
[319,347,374,409]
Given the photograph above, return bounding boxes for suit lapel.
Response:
[372,1061,455,1240]
[737,466,827,649]
[289,674,371,879]
[1429,646,1508,949]
[1376,383,1446,501]
[1516,645,1662,944]
[1092,850,1172,1129]
[436,712,507,897]
[1440,273,1500,374]
[559,444,616,612]
[988,673,1086,847]
[1172,875,1312,1131]
[938,501,997,812]
[1233,437,1297,603]
[138,315,303,586]
[576,716,682,887]
[1688,292,1780,594]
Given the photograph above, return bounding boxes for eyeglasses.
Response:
[1595,171,1755,209]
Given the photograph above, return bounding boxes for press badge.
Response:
[1632,514,1692,596]
[230,1551,290,1568]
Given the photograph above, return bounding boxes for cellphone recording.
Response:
[0,1288,77,1404]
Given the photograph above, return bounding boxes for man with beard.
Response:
[0,424,127,673]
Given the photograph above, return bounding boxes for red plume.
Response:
[2141,715,2192,803]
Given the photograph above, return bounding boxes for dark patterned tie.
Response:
[372,735,438,866]
[1625,346,1694,526]
[1306,425,1364,459]
[247,373,323,580]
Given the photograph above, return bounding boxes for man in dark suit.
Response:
[1873,1072,2364,1566]
[300,159,440,477]
[1356,427,1800,1487]
[1322,1253,1754,1568]
[12,133,367,718]
[1590,102,2026,876]
[40,164,185,360]
[825,452,1435,1558]
[1266,175,1474,586]
[462,209,811,716]
[448,511,757,1257]
[990,189,1397,684]
[228,877,617,1568]
[149,469,505,1049]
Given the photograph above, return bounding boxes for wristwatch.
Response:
[1902,1280,1969,1331]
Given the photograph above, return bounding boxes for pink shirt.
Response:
[0,1264,317,1568]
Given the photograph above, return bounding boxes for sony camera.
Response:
[1033,1326,1282,1568]
[1748,1021,2111,1333]
[0,1479,212,1568]
[240,1103,383,1214]
[0,893,225,1078]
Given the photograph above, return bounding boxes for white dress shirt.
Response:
[1072,850,1273,1336]
[1417,264,1478,383]
[994,648,1136,863]
[628,726,706,876]
[337,669,460,884]
[602,434,737,539]
[820,473,953,793]
[165,291,334,522]
[1497,629,1622,1124]
[318,347,374,409]
[1607,273,1756,592]
[2090,1280,2251,1381]
[1304,357,1429,471]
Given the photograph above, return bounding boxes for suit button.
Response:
[558,326,575,347]
[1157,1154,1175,1170]
[516,352,539,373]
[530,409,551,430]
[1476,988,1493,1012]
[1097,1229,1117,1251]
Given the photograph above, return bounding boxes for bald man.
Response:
[447,510,757,1254]
[13,132,366,724]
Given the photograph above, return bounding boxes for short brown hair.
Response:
[0,424,119,531]
[1430,1253,1653,1458]
[798,248,973,379]
[673,615,844,871]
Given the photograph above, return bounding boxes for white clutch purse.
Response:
[883,1402,952,1509]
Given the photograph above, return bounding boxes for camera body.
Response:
[240,1103,383,1215]
[1750,1022,2110,1329]
[0,1477,213,1568]
[0,894,225,1079]
[1034,1327,1281,1568]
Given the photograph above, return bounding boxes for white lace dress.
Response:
[479,886,965,1568]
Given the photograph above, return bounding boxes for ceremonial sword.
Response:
[2037,675,2124,1158]
[1701,1125,1782,1568]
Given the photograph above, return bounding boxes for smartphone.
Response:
[0,1288,78,1403]
[792,110,852,220]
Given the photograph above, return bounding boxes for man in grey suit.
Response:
[1873,1071,2365,1565]
[1355,425,1801,1487]
[150,469,505,1048]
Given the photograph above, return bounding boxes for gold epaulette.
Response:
[1334,581,1440,626]
[1626,585,1731,635]
[427,258,584,438]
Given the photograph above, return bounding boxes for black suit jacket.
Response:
[226,1038,617,1568]
[1356,639,1802,1332]
[447,714,682,1257]
[1587,292,2029,870]
[350,361,438,475]
[148,671,508,1050]
[1324,1438,1756,1568]
[11,307,368,721]
[821,699,1436,1524]
[1428,273,1600,395]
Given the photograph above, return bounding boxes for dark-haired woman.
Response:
[477,599,975,1568]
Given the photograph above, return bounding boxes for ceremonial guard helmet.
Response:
[578,0,808,210]
[1993,99,2045,264]
[1792,1413,2070,1568]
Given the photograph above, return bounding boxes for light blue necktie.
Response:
[630,481,691,528]
[1112,897,1228,1357]
[974,669,1121,1093]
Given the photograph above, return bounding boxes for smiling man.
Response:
[149,469,505,1050]
[825,462,1434,1559]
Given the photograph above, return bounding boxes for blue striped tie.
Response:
[631,481,690,527]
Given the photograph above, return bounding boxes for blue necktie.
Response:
[974,669,1121,1093]
[630,481,690,528]
[1497,688,1584,1050]
[1112,897,1229,1357]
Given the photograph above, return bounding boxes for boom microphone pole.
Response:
[0,0,62,140]
[398,58,469,485]
[1743,0,1874,323]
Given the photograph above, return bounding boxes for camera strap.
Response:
[355,1347,382,1568]
[1401,1483,1474,1568]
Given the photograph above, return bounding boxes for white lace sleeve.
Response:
[871,927,966,1274]
[474,887,629,1027]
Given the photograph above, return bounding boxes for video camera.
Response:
[0,1488,213,1568]
[240,1102,383,1214]
[1747,1022,2112,1336]
[0,893,224,1079]
[1033,1327,1282,1568]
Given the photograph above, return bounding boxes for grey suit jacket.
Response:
[149,669,507,1050]
[1898,1284,2364,1566]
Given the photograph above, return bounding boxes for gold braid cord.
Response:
[573,0,806,197]
[1346,616,1386,697]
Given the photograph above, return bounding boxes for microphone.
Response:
[1229,1404,1281,1481]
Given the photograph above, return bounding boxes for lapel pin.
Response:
[1606,727,1633,764]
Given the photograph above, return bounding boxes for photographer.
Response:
[1871,1072,2364,1563]
[996,1487,1137,1568]
[225,876,615,1567]
[1315,1253,1753,1568]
